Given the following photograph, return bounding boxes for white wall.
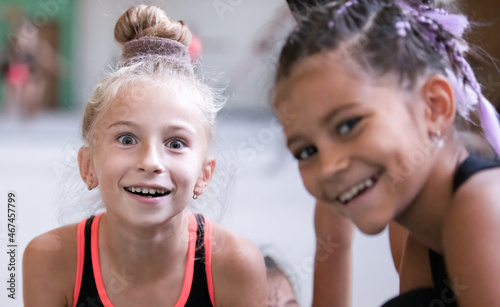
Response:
[75,0,290,111]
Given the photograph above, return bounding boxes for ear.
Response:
[194,157,216,196]
[78,147,98,189]
[420,75,456,133]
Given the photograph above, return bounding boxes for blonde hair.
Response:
[82,5,223,149]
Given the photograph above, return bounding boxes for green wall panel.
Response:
[0,0,76,109]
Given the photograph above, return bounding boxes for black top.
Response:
[74,214,213,307]
[382,155,500,307]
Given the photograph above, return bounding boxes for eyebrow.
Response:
[286,103,358,148]
[107,120,197,136]
[322,102,359,125]
[108,120,137,129]
[286,299,299,306]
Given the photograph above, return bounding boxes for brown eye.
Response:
[295,145,317,161]
[337,117,362,136]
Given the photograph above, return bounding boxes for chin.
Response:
[356,222,388,235]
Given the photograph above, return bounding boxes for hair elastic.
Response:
[121,36,193,73]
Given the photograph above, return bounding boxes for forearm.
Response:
[312,200,354,307]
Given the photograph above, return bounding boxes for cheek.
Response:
[93,150,127,183]
[299,165,322,198]
[360,118,422,162]
[172,154,202,185]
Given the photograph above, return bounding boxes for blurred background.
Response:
[0,0,499,306]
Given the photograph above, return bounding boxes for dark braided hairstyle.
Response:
[276,0,500,156]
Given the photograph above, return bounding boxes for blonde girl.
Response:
[23,5,267,307]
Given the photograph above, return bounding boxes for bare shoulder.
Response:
[23,223,79,307]
[210,221,267,307]
[445,166,500,234]
[442,167,500,306]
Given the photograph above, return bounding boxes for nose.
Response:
[318,143,349,182]
[137,142,165,174]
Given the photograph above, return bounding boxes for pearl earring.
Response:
[432,130,444,148]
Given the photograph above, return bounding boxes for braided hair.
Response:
[276,0,500,156]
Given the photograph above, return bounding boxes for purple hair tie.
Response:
[453,47,500,156]
[395,20,411,37]
[478,97,500,156]
[423,10,468,38]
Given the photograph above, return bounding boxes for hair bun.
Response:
[114,5,192,48]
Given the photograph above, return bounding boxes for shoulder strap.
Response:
[74,216,104,307]
[185,214,214,307]
[453,155,500,192]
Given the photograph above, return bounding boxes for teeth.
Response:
[366,179,373,188]
[127,187,168,195]
[338,178,375,203]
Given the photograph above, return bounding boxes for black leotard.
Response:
[382,155,500,307]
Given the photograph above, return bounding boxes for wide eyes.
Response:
[166,139,185,149]
[117,134,185,150]
[118,134,137,145]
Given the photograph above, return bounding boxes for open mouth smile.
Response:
[336,175,379,205]
[124,186,171,198]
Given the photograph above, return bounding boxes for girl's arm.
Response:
[312,200,354,307]
[211,225,267,307]
[23,225,77,307]
[443,171,500,306]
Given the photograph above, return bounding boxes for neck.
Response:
[396,144,468,253]
[98,211,190,282]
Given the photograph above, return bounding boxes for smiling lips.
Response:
[124,186,170,198]
[336,176,378,205]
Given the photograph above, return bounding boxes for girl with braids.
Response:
[274,0,500,306]
[22,5,267,307]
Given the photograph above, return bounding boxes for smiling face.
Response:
[274,52,437,234]
[79,81,214,227]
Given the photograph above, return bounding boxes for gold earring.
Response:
[87,180,93,191]
[193,192,198,200]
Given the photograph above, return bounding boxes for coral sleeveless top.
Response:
[72,213,215,307]
[382,155,500,307]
